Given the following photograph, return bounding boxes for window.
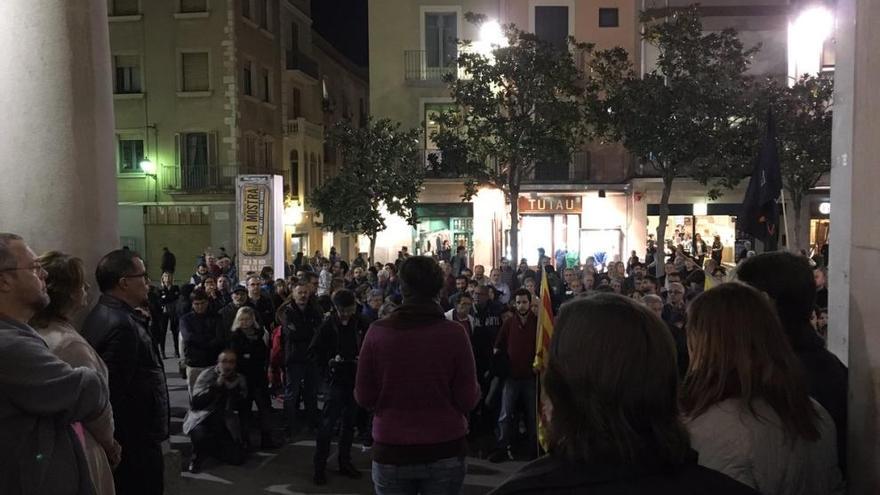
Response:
[118,138,144,173]
[180,132,209,168]
[425,103,456,150]
[261,68,271,102]
[242,0,251,18]
[290,87,302,118]
[242,61,253,96]
[243,134,257,167]
[114,55,141,94]
[181,52,209,92]
[290,22,299,51]
[425,13,457,68]
[263,139,274,168]
[535,6,569,49]
[257,0,268,29]
[180,0,207,13]
[110,0,139,16]
[289,150,299,199]
[598,8,619,28]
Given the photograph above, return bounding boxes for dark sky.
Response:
[311,0,369,68]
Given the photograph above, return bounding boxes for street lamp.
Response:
[473,19,508,58]
[788,4,834,83]
[140,157,158,203]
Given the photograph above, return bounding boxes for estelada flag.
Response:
[533,268,555,451]
[736,109,783,243]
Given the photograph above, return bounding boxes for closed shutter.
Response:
[112,0,139,16]
[180,0,207,13]
[182,52,209,92]
[114,55,141,93]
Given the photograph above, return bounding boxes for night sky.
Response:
[311,0,369,68]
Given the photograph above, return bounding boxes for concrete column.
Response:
[830,0,880,489]
[0,1,118,275]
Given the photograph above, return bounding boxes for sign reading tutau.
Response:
[517,195,583,214]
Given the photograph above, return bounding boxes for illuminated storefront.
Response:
[646,203,740,263]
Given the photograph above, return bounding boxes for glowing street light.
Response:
[473,19,508,58]
[788,5,834,83]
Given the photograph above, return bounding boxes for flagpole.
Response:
[780,188,791,251]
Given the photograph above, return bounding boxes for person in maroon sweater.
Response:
[355,256,480,495]
[490,289,538,463]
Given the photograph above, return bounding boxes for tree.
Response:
[310,118,423,264]
[765,73,834,252]
[431,13,589,265]
[585,7,758,274]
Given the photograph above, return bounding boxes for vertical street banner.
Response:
[236,175,285,283]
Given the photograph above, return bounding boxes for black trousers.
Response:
[314,385,357,471]
[239,374,272,435]
[190,413,246,466]
[114,439,164,495]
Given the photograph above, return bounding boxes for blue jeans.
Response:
[497,377,537,449]
[372,457,467,495]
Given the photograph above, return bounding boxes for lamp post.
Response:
[140,157,158,203]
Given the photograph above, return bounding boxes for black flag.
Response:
[737,109,783,244]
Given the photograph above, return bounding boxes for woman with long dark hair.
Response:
[490,294,757,494]
[682,283,842,494]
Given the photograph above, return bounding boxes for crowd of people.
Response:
[0,231,847,495]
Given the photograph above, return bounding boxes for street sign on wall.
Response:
[236,175,284,283]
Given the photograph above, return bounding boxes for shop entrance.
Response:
[519,214,580,266]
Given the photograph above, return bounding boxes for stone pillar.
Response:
[829,0,880,489]
[0,1,118,275]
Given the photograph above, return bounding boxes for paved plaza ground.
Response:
[162,350,523,494]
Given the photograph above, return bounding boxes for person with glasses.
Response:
[0,233,110,495]
[82,249,170,495]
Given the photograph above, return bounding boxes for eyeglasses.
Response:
[0,261,45,275]
[122,272,150,282]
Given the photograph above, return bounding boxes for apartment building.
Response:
[369,0,641,266]
[109,0,365,277]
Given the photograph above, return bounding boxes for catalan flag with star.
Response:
[532,267,555,452]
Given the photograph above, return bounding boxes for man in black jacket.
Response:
[82,249,170,495]
[280,283,324,435]
[247,275,275,329]
[180,289,224,397]
[161,246,176,275]
[737,252,848,475]
[309,289,367,485]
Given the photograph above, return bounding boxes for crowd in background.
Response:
[0,230,847,495]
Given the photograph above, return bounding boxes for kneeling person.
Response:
[184,350,248,473]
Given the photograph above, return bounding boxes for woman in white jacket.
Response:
[681,282,843,495]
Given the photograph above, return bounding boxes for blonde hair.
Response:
[231,306,260,333]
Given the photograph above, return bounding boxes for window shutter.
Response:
[182,53,209,92]
[207,132,217,167]
[112,0,139,16]
[174,133,182,167]
[180,0,207,13]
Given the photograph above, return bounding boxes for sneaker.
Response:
[313,470,327,485]
[338,462,362,479]
[488,448,513,463]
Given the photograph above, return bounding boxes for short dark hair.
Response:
[190,288,209,302]
[643,275,658,287]
[545,294,689,466]
[736,252,816,336]
[454,275,469,284]
[457,292,474,303]
[398,256,444,300]
[0,233,24,271]
[95,249,141,293]
[513,288,532,302]
[331,288,356,308]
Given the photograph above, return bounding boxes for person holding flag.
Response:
[736,109,783,249]
[532,266,556,454]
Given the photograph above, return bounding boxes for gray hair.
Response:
[0,233,24,271]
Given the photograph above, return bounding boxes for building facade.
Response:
[109,0,366,278]
[369,0,640,267]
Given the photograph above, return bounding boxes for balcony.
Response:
[422,149,598,183]
[286,49,319,83]
[161,164,237,193]
[404,50,456,85]
[285,117,324,141]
